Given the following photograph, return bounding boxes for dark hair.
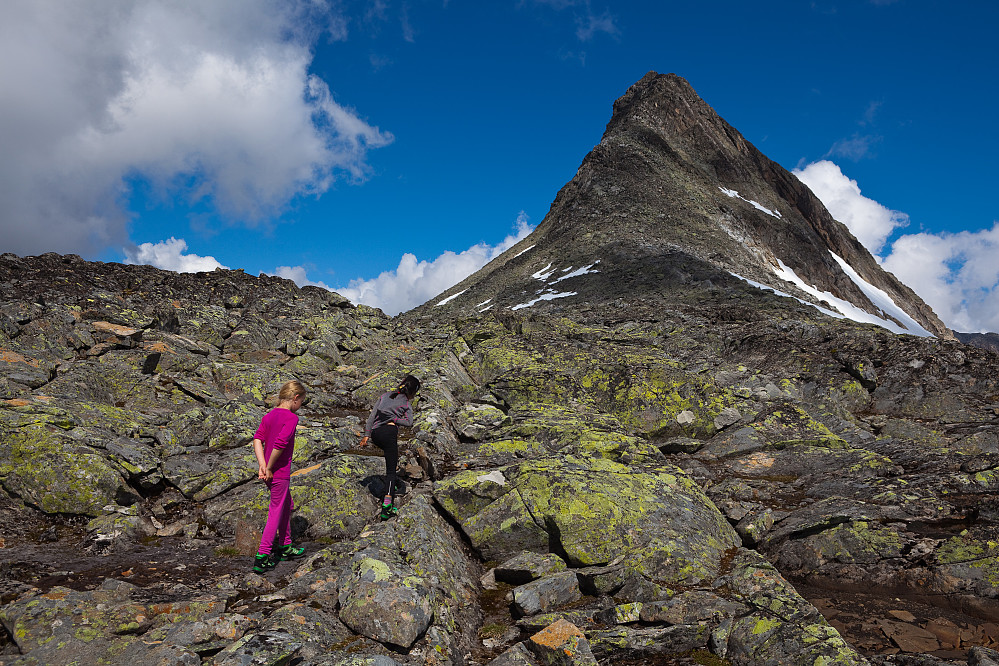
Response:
[391,374,421,399]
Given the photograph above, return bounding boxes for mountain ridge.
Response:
[414,72,951,340]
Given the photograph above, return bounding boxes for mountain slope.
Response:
[415,72,950,339]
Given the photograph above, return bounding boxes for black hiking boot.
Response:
[252,552,277,573]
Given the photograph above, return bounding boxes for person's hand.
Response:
[257,464,267,480]
[262,468,274,482]
[359,436,369,448]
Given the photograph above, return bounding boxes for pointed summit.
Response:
[414,72,950,339]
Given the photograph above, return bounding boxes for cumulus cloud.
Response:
[0,0,391,257]
[795,160,999,333]
[271,265,334,291]
[881,226,999,333]
[793,160,907,254]
[124,237,227,273]
[338,212,535,315]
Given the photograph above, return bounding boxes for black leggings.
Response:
[371,424,399,499]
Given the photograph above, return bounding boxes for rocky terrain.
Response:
[3,72,999,666]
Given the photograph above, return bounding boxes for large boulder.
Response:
[337,553,435,649]
[435,454,740,588]
[0,420,132,515]
[716,550,867,665]
[203,454,384,541]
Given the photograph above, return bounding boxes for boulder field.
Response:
[1,253,999,665]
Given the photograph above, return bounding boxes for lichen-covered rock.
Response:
[487,642,542,666]
[526,619,598,666]
[212,631,303,666]
[435,454,740,588]
[0,422,132,515]
[259,602,354,661]
[566,430,664,465]
[203,454,383,541]
[100,436,164,489]
[286,456,384,538]
[734,507,776,547]
[586,624,713,662]
[970,646,999,666]
[455,403,511,440]
[392,495,481,649]
[6,248,999,666]
[638,590,747,625]
[495,552,569,585]
[932,529,999,601]
[161,447,258,502]
[476,438,549,463]
[0,580,227,662]
[497,405,627,452]
[516,609,602,634]
[84,510,152,554]
[317,655,405,666]
[336,553,435,648]
[512,571,582,617]
[715,550,867,665]
[773,519,904,572]
[0,348,54,388]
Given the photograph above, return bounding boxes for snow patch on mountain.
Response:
[731,258,934,337]
[829,252,932,337]
[719,187,782,219]
[552,261,601,284]
[769,259,932,337]
[512,290,577,310]
[532,263,556,280]
[434,290,466,307]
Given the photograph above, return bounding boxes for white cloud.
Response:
[0,0,391,257]
[795,160,999,333]
[793,160,907,254]
[124,237,227,272]
[575,10,618,41]
[861,100,882,126]
[825,134,881,161]
[271,265,333,291]
[338,212,535,315]
[530,0,618,42]
[881,226,999,333]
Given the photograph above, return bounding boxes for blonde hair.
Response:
[278,380,307,402]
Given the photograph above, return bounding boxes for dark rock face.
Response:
[416,73,950,340]
[956,331,999,353]
[4,73,999,665]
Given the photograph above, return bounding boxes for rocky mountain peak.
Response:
[417,72,951,340]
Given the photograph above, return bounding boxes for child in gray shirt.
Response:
[360,375,420,518]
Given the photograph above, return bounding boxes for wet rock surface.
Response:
[3,75,999,665]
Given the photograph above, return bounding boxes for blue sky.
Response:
[2,1,997,330]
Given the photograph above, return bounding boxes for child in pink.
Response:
[252,380,307,572]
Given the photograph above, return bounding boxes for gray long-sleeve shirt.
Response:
[365,391,414,436]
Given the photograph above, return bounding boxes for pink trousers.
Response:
[258,475,293,555]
